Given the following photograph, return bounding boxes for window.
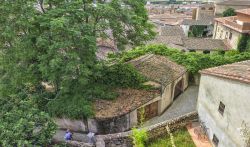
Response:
[201,7,205,10]
[229,32,232,40]
[209,7,214,10]
[225,32,228,39]
[212,134,219,147]
[203,50,210,54]
[189,50,196,52]
[218,101,225,116]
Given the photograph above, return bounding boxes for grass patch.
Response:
[148,128,195,147]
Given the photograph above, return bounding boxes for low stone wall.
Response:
[55,112,135,134]
[95,111,198,147]
[54,118,88,133]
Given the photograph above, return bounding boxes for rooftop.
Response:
[128,54,187,86]
[200,60,250,84]
[181,19,213,26]
[236,8,250,15]
[216,0,250,6]
[215,16,250,33]
[183,38,228,51]
[161,26,185,36]
[147,36,184,46]
[94,88,160,119]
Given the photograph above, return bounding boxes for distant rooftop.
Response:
[148,36,184,46]
[236,8,250,15]
[183,38,228,51]
[181,19,213,26]
[200,60,250,84]
[161,26,185,36]
[216,0,250,6]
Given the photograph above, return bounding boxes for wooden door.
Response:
[138,101,159,122]
[174,79,183,99]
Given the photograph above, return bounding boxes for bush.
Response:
[223,8,236,17]
[130,128,148,147]
[109,44,250,75]
[0,98,56,146]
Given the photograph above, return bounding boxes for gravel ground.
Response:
[143,85,199,127]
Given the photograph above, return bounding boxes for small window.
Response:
[203,50,210,54]
[218,101,225,116]
[225,32,228,39]
[229,32,232,40]
[212,134,219,147]
[189,50,196,52]
[201,7,205,10]
[209,7,214,10]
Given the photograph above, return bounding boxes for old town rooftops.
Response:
[200,60,250,84]
[128,54,187,86]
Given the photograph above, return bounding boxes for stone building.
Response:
[94,54,188,134]
[55,54,189,134]
[213,8,250,49]
[194,3,215,21]
[197,60,250,147]
[215,0,250,15]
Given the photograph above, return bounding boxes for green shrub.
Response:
[109,44,250,75]
[130,128,148,147]
[223,8,236,17]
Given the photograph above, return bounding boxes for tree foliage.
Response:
[222,8,236,17]
[0,0,154,121]
[0,98,56,146]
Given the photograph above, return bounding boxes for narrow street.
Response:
[143,85,199,127]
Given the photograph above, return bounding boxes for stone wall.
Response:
[96,111,198,147]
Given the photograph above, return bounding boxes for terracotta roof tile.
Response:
[128,54,187,86]
[94,88,160,119]
[200,60,250,84]
[183,38,228,51]
[236,8,250,15]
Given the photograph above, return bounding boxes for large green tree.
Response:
[0,0,154,119]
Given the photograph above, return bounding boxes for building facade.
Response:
[197,60,250,147]
[213,8,250,49]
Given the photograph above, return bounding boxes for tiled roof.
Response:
[236,8,250,15]
[183,38,228,51]
[181,19,213,26]
[161,26,185,36]
[200,60,250,84]
[128,54,187,86]
[216,0,250,6]
[147,36,184,46]
[94,88,160,119]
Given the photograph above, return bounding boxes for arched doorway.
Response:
[173,79,183,100]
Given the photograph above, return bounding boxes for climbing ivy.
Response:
[109,44,250,75]
[238,34,250,52]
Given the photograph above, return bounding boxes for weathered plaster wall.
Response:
[160,72,188,114]
[213,22,241,49]
[54,118,87,132]
[180,25,190,37]
[197,74,250,147]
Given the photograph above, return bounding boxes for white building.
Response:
[197,60,250,147]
